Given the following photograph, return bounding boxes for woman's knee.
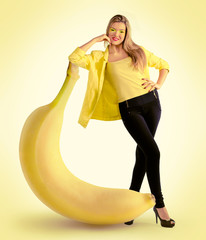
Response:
[154,146,160,159]
[145,144,160,161]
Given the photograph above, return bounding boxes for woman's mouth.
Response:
[112,37,119,41]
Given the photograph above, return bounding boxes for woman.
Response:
[69,14,175,228]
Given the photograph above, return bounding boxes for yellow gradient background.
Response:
[1,0,205,239]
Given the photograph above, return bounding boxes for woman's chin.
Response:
[110,41,123,46]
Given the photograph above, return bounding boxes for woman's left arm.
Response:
[141,46,170,91]
[156,68,169,89]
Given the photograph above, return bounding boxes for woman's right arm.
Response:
[78,38,97,52]
[68,34,111,70]
[79,34,111,52]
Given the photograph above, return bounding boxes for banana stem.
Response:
[50,62,80,109]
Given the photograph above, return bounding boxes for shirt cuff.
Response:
[159,68,170,72]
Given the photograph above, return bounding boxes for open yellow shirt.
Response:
[68,46,169,128]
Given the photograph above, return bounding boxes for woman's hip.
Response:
[118,89,161,134]
[119,89,161,115]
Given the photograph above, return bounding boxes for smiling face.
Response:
[108,22,126,46]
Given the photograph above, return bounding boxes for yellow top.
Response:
[68,46,170,128]
[106,57,149,103]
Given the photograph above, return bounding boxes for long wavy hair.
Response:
[106,14,147,73]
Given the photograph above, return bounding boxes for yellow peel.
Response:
[19,62,155,225]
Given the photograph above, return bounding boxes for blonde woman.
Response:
[69,14,175,228]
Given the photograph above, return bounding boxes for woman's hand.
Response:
[142,69,168,92]
[141,78,161,92]
[93,34,111,44]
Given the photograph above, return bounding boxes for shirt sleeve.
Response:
[68,47,92,70]
[141,46,170,72]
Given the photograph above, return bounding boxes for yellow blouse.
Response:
[68,46,169,128]
[106,57,150,103]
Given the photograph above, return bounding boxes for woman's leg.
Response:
[119,99,164,208]
[129,98,162,191]
[129,146,146,192]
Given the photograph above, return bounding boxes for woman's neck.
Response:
[109,44,124,55]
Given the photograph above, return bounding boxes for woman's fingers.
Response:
[149,85,156,92]
[95,34,110,43]
[142,78,156,92]
[105,35,111,43]
[142,78,154,88]
[102,34,110,43]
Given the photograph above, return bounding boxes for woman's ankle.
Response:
[155,207,171,221]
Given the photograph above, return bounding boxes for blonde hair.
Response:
[106,14,147,73]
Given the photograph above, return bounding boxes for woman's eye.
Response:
[109,28,125,33]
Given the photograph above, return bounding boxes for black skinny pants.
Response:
[119,89,165,208]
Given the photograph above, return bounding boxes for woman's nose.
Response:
[115,32,120,37]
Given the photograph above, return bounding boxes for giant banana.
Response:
[19,62,155,225]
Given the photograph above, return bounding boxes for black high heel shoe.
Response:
[153,207,175,228]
